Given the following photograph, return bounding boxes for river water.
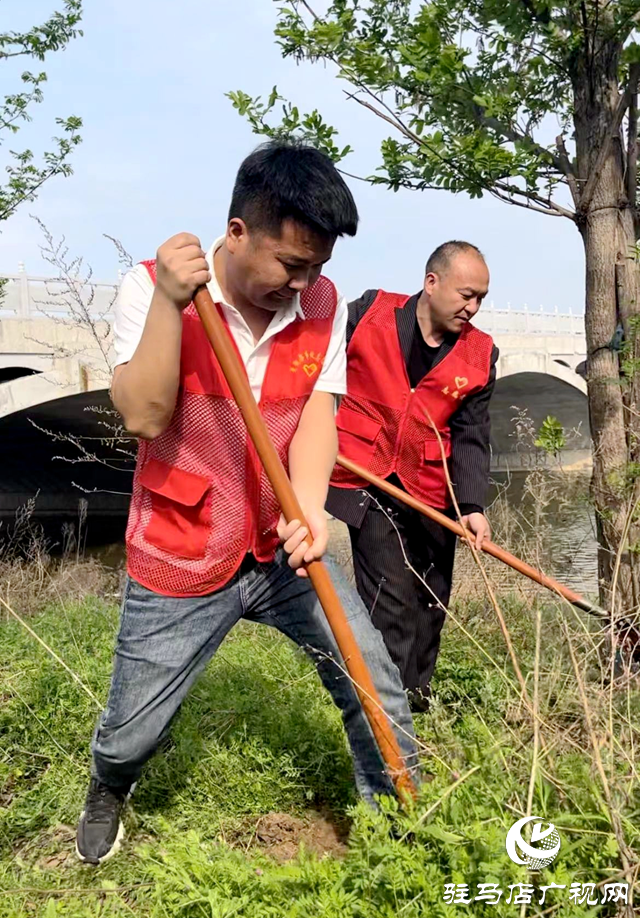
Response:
[488,471,598,598]
[83,471,599,600]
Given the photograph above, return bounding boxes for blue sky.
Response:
[1,0,585,310]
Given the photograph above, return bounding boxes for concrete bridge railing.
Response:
[0,266,119,320]
[0,269,592,486]
[0,303,592,524]
[1,266,585,332]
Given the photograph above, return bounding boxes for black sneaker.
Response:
[76,777,130,865]
[407,688,431,714]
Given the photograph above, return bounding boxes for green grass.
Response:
[1,592,638,916]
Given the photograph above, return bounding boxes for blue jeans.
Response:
[92,550,419,804]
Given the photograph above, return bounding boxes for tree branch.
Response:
[0,50,42,61]
[298,0,321,23]
[492,180,576,218]
[580,86,632,213]
[348,92,575,219]
[594,7,640,56]
[287,0,576,221]
[0,167,61,222]
[519,0,551,27]
[458,66,571,166]
[489,187,567,216]
[626,63,640,223]
[0,109,31,132]
[347,92,416,140]
[579,0,592,78]
[555,133,580,206]
[337,168,375,184]
[473,102,568,175]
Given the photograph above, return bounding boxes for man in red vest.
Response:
[327,241,498,713]
[76,141,418,865]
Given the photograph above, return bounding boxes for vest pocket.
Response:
[336,407,382,464]
[417,434,452,507]
[139,458,211,560]
[423,435,451,463]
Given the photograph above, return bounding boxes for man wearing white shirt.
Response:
[113,237,349,404]
[76,141,418,865]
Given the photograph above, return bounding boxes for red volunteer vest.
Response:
[331,290,493,509]
[126,261,337,597]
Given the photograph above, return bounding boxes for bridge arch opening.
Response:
[0,388,134,542]
[491,370,590,469]
[0,366,40,384]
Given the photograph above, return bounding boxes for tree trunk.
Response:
[574,43,640,614]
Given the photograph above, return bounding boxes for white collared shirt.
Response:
[112,237,348,400]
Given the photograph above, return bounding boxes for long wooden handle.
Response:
[192,288,417,799]
[336,456,640,649]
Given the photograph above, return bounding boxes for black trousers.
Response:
[347,487,456,704]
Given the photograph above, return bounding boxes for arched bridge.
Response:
[492,351,589,470]
[0,270,590,524]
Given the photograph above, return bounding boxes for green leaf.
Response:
[421,823,464,843]
[534,416,566,455]
[267,85,280,108]
[623,42,640,64]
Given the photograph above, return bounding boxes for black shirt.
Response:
[408,319,457,389]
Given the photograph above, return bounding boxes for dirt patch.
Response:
[38,824,76,870]
[246,811,349,862]
[12,824,77,870]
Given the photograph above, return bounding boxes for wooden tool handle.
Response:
[193,287,417,799]
[336,456,639,643]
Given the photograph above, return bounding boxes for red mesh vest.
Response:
[126,261,337,596]
[331,290,493,509]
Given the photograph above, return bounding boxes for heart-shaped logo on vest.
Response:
[303,363,318,377]
[455,376,468,390]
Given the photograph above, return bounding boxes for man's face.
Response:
[424,253,490,334]
[226,217,335,312]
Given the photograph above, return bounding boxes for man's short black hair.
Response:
[228,140,359,239]
[425,240,485,276]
